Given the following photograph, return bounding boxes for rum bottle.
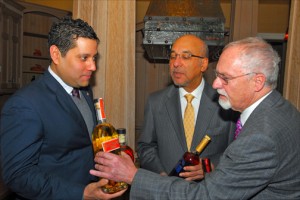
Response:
[117,128,135,162]
[92,98,128,194]
[169,135,211,176]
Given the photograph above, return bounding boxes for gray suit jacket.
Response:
[137,83,238,174]
[131,90,300,199]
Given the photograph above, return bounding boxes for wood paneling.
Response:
[283,0,300,110]
[73,0,136,149]
[135,28,171,143]
[230,0,258,41]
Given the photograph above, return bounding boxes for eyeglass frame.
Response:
[214,70,257,85]
[168,51,206,61]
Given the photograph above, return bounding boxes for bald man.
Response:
[137,34,238,181]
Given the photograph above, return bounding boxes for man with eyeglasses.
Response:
[92,37,300,199]
[135,34,238,181]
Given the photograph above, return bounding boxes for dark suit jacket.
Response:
[131,90,300,199]
[0,71,97,200]
[137,83,238,174]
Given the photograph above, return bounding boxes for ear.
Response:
[200,57,209,72]
[49,45,61,65]
[254,73,266,92]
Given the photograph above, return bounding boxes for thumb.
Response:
[98,178,109,186]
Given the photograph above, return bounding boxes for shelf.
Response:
[24,32,48,39]
[23,70,45,74]
[23,55,50,60]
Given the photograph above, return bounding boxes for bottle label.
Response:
[119,134,126,144]
[102,138,120,152]
[94,98,106,122]
[174,159,186,173]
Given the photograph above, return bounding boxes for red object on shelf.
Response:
[33,49,42,56]
[30,64,45,72]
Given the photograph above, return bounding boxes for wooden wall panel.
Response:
[230,0,258,41]
[135,28,171,143]
[283,0,300,110]
[73,0,136,149]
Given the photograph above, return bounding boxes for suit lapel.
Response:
[191,83,217,150]
[165,86,187,152]
[43,71,89,132]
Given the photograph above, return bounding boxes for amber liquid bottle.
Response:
[92,98,128,194]
[169,135,211,177]
[117,128,135,162]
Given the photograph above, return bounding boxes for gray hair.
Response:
[223,37,280,89]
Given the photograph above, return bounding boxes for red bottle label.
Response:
[102,138,120,152]
[202,158,212,173]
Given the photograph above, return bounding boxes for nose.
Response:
[212,76,222,89]
[88,60,97,71]
[170,56,182,68]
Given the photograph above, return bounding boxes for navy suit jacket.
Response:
[0,70,97,199]
[137,83,238,174]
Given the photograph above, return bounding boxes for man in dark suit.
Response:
[0,17,125,200]
[137,34,237,180]
[92,37,300,199]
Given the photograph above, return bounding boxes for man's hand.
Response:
[90,151,138,185]
[179,159,215,181]
[179,162,204,181]
[83,179,127,200]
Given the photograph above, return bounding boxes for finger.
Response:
[98,178,109,186]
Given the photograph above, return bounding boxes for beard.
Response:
[171,70,189,87]
[217,89,232,110]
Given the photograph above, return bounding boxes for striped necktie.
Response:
[234,118,242,139]
[71,88,80,99]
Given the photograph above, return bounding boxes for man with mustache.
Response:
[137,34,238,180]
[92,37,300,199]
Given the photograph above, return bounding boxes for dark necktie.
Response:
[71,88,80,99]
[234,118,242,140]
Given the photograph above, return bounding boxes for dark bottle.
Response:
[117,128,135,162]
[31,75,36,82]
[169,135,211,177]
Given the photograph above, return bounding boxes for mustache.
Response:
[217,89,228,97]
[171,69,185,74]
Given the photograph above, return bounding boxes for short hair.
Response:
[48,17,100,57]
[224,37,280,89]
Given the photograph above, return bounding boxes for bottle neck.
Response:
[97,118,107,124]
[118,133,126,145]
[94,98,107,124]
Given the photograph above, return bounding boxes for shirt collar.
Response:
[179,79,205,99]
[48,66,73,94]
[240,91,272,125]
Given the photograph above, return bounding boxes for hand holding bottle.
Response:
[91,151,138,185]
[168,135,211,180]
[83,178,127,200]
[179,162,205,181]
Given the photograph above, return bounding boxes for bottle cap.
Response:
[195,135,211,153]
[117,128,126,134]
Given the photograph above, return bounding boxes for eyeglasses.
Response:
[168,52,206,61]
[214,70,256,85]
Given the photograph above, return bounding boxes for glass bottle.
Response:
[169,135,211,177]
[117,128,135,162]
[92,98,128,194]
